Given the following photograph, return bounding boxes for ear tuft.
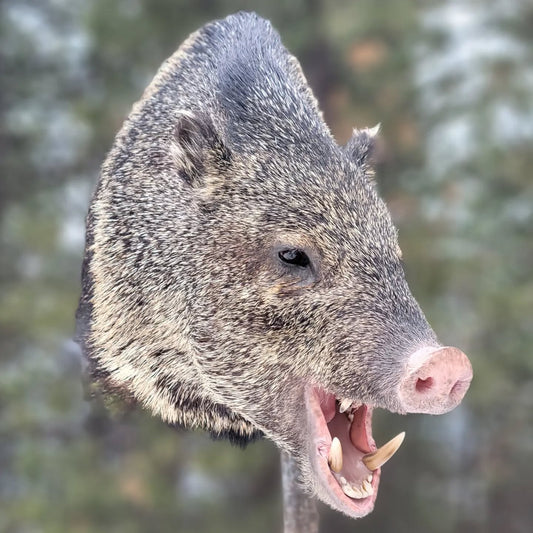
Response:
[343,124,380,167]
[170,111,230,187]
[366,123,381,137]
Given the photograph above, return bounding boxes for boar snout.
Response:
[398,346,473,415]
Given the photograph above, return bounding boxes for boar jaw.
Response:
[305,385,381,518]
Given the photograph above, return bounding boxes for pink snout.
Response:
[399,346,473,415]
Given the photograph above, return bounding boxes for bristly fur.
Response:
[77,11,436,510]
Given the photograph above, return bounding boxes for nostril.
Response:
[449,379,467,398]
[400,346,473,414]
[415,377,434,393]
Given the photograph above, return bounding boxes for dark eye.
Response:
[278,248,311,268]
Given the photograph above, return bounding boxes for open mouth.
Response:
[306,385,405,517]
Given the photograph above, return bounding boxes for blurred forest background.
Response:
[1,0,532,532]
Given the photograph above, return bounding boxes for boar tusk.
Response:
[328,437,343,473]
[362,431,405,471]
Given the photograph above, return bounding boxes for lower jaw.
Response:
[305,385,380,518]
[313,447,380,518]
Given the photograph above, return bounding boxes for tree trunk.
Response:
[281,451,319,533]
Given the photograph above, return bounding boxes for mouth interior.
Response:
[308,386,380,515]
[327,401,376,494]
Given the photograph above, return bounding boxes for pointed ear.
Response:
[170,110,231,187]
[343,124,380,167]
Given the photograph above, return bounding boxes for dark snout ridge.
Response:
[398,346,473,415]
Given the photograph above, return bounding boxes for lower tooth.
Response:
[362,480,373,494]
[342,484,364,499]
[340,479,375,500]
[354,485,366,498]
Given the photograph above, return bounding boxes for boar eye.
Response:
[278,248,311,268]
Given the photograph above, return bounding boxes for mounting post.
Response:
[281,451,319,533]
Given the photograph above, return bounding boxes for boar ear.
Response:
[171,110,231,187]
[343,124,380,167]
